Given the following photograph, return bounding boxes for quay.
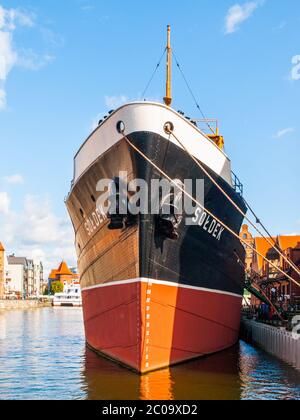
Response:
[241,319,300,370]
[0,299,52,311]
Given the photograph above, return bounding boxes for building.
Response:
[241,226,300,306]
[25,260,44,297]
[6,256,44,299]
[6,256,27,299]
[48,261,79,291]
[240,225,255,271]
[0,242,5,299]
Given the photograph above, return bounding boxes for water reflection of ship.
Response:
[170,345,241,400]
[83,348,140,400]
[83,345,241,400]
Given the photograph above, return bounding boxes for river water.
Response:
[0,307,299,400]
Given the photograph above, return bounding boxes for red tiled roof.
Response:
[48,261,74,280]
[49,269,58,280]
[278,236,300,252]
[254,235,300,271]
[56,261,73,276]
[0,242,5,252]
[254,237,277,271]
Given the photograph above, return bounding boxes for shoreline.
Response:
[0,300,52,312]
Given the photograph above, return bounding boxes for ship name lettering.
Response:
[192,208,225,241]
[84,208,107,236]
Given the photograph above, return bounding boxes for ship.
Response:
[66,26,246,374]
[53,281,82,307]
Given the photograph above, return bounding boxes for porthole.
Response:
[116,121,125,134]
[164,121,174,135]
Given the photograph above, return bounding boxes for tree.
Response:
[51,281,64,295]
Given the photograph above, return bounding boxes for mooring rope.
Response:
[169,130,300,278]
[122,131,300,289]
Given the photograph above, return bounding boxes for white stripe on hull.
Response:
[73,102,232,186]
[81,277,243,299]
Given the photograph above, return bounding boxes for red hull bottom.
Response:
[82,280,242,373]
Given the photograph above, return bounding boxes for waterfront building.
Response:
[0,242,5,299]
[241,226,300,307]
[6,256,27,299]
[239,225,255,271]
[48,261,79,292]
[6,256,44,299]
[26,260,44,297]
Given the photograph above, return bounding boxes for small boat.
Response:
[53,282,82,307]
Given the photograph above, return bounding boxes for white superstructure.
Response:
[73,102,233,186]
[53,282,82,307]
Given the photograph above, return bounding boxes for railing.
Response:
[232,171,244,196]
[192,118,218,135]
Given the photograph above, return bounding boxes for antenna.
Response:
[163,25,172,106]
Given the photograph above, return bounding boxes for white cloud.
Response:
[0,194,76,276]
[17,50,55,71]
[89,95,129,132]
[105,95,128,109]
[40,27,65,48]
[10,9,35,28]
[274,127,294,139]
[3,174,24,185]
[0,31,17,81]
[277,21,287,31]
[0,5,52,110]
[225,1,263,35]
[291,55,300,81]
[0,6,35,31]
[19,195,72,246]
[0,87,6,109]
[81,5,95,12]
[90,113,104,131]
[0,192,10,214]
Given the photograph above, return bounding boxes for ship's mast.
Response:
[164,25,172,107]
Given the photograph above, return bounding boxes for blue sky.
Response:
[0,0,299,273]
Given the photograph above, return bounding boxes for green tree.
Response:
[51,281,64,295]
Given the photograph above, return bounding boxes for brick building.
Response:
[240,225,255,271]
[240,226,300,306]
[48,261,79,291]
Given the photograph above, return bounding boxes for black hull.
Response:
[128,131,246,297]
[67,128,246,372]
